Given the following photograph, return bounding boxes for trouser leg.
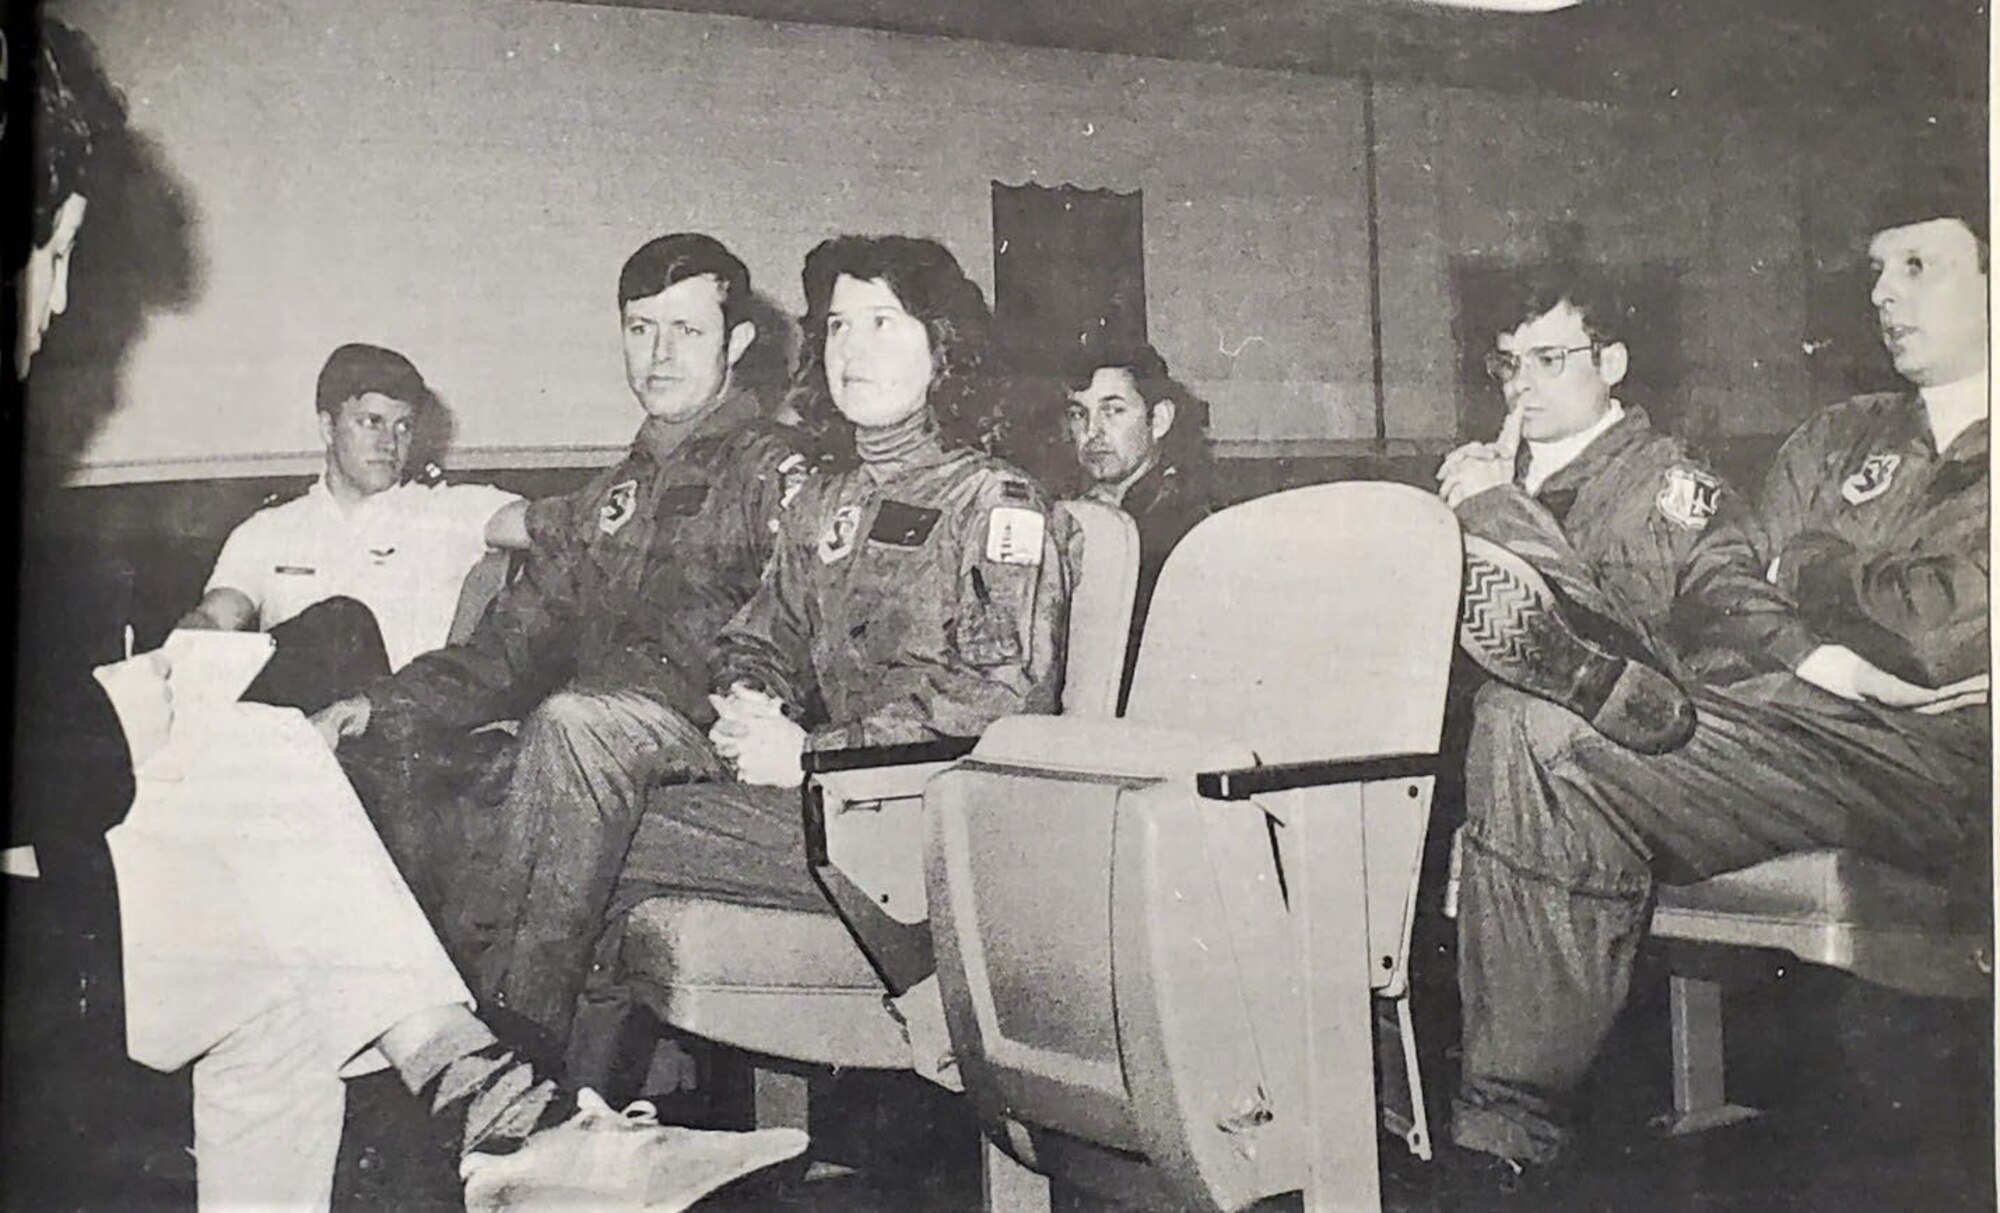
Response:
[247,596,393,714]
[613,780,830,915]
[340,708,492,920]
[190,997,347,1213]
[457,689,725,1042]
[113,703,473,1075]
[1453,677,1989,1163]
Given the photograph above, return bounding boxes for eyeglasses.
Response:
[1484,344,1597,383]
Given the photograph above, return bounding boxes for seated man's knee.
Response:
[1468,682,1592,766]
[307,594,380,635]
[529,690,615,735]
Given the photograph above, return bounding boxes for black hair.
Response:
[1498,261,1630,347]
[617,233,752,329]
[1058,335,1210,472]
[1868,171,1990,272]
[315,343,432,415]
[4,20,127,279]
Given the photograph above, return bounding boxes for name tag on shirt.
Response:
[868,500,942,548]
[659,483,711,517]
[985,507,1045,566]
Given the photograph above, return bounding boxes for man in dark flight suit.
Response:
[319,234,806,1051]
[1442,193,1990,1183]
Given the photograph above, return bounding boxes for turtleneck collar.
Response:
[1918,368,1988,454]
[855,407,947,481]
[1522,400,1625,495]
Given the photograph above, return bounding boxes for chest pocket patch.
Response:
[658,483,710,518]
[868,500,942,548]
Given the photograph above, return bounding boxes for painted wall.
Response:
[48,0,1866,484]
[51,0,1370,481]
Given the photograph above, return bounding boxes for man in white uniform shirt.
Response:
[181,343,528,707]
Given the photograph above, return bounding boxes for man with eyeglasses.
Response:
[1438,264,1719,754]
[1440,185,1990,1195]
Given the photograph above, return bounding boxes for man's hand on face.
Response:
[311,695,373,750]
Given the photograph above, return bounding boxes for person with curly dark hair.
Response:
[605,234,1071,933]
[7,19,121,377]
[788,234,1005,462]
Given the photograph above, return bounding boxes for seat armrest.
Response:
[1196,753,1442,801]
[966,714,1257,779]
[802,737,978,774]
[809,762,953,808]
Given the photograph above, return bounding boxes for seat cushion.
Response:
[1655,849,1951,928]
[1653,849,1988,998]
[620,895,912,1068]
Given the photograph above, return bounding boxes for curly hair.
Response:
[791,235,999,462]
[4,20,127,279]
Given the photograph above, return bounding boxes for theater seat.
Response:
[1649,849,1991,1133]
[925,482,1460,1212]
[612,500,1141,1126]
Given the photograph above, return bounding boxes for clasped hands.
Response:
[709,684,806,787]
[1437,405,1524,509]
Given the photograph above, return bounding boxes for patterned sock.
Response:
[420,1042,566,1159]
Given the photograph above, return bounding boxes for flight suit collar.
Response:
[631,387,760,466]
[1884,386,1989,463]
[1120,457,1182,518]
[1521,404,1660,501]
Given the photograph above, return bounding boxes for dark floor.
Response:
[8,913,1987,1213]
[5,693,1990,1211]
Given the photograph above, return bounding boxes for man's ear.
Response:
[1597,342,1628,389]
[725,321,756,369]
[316,407,339,449]
[1149,399,1176,441]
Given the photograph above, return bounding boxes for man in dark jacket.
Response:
[1060,340,1211,708]
[1443,197,1989,1183]
[319,234,805,1048]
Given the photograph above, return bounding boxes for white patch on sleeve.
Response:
[985,506,1045,566]
[1655,467,1720,530]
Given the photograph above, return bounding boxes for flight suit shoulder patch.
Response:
[1655,466,1721,530]
[1840,452,1901,505]
[819,504,863,563]
[599,479,640,535]
[985,505,1046,566]
[868,499,942,547]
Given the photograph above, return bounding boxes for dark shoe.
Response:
[1459,536,1695,755]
